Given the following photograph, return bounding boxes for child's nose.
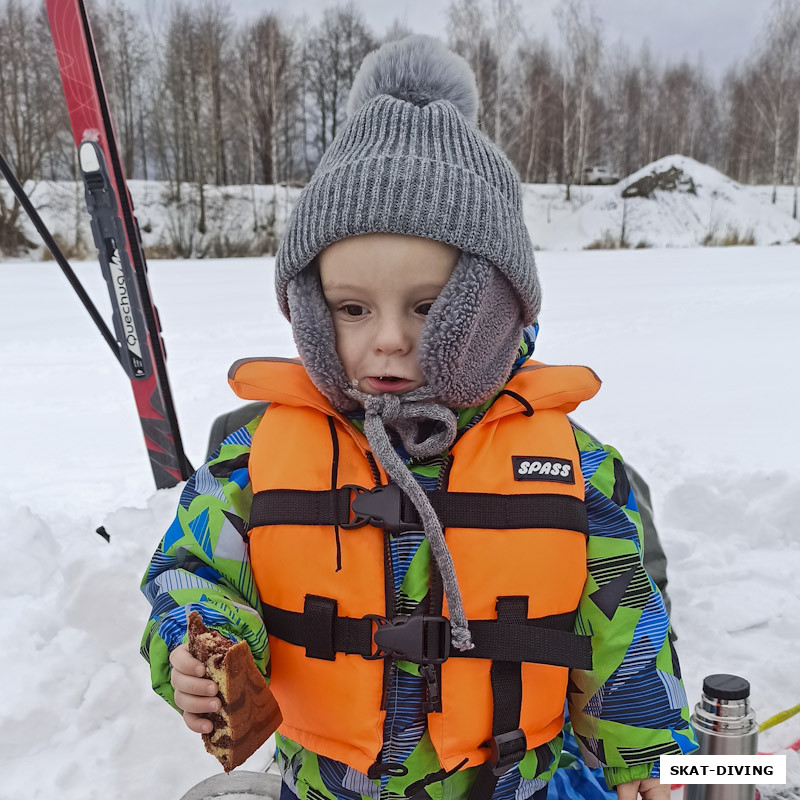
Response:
[373,315,414,356]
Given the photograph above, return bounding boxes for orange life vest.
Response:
[228,358,601,776]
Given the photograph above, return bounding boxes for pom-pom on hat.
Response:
[346,34,479,123]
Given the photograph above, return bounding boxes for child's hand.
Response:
[615,777,669,800]
[169,643,220,734]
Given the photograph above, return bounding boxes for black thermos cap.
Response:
[703,674,751,701]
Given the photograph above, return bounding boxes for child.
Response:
[141,35,697,800]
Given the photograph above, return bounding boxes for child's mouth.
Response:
[366,376,414,393]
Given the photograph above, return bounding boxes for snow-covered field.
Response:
[1,247,799,800]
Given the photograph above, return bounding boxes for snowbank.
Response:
[535,155,800,249]
[4,157,799,257]
[0,493,274,800]
[5,180,303,260]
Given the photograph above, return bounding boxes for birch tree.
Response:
[510,40,559,183]
[447,0,522,147]
[91,0,152,178]
[490,0,522,148]
[243,14,291,184]
[447,0,490,129]
[0,0,65,253]
[748,0,800,202]
[555,0,603,199]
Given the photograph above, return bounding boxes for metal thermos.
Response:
[685,674,759,800]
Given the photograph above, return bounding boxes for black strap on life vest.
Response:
[466,596,530,800]
[401,597,536,800]
[260,601,592,670]
[249,483,589,535]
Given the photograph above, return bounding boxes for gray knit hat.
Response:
[277,35,542,651]
[276,33,541,336]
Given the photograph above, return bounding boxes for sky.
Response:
[129,0,777,81]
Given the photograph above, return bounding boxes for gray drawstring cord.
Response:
[346,385,474,651]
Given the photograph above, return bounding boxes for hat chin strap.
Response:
[345,384,473,652]
[345,384,456,458]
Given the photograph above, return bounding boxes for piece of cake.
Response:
[187,611,282,772]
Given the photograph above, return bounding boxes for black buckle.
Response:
[340,485,369,529]
[362,614,391,659]
[486,729,527,776]
[371,615,451,664]
[345,483,419,533]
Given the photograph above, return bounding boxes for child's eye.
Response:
[340,304,367,317]
[415,302,434,316]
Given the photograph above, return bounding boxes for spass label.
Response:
[512,456,575,484]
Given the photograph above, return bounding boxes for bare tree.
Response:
[91,0,153,179]
[196,1,232,186]
[510,40,560,183]
[153,4,191,193]
[225,12,301,248]
[747,0,800,203]
[276,22,304,186]
[305,5,375,159]
[243,14,292,184]
[490,0,522,148]
[720,70,752,182]
[295,17,314,181]
[555,0,603,199]
[447,0,491,132]
[604,47,641,178]
[7,0,800,262]
[0,0,66,254]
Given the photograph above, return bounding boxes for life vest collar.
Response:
[228,356,332,414]
[228,357,601,423]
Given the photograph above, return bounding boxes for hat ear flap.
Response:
[287,263,359,412]
[418,252,525,407]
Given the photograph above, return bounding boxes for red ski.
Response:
[46,0,191,488]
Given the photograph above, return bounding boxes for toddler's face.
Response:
[319,233,459,395]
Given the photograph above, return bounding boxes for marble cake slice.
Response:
[187,611,282,772]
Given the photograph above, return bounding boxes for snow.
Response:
[1,243,799,799]
[6,179,303,261]
[533,156,800,250]
[5,156,799,258]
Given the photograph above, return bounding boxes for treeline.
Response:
[2,0,800,255]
